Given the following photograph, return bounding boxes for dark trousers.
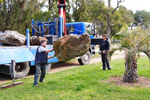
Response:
[33,64,46,85]
[101,53,110,70]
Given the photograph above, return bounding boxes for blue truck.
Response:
[0,18,100,78]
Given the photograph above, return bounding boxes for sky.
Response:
[42,0,150,13]
[103,0,150,12]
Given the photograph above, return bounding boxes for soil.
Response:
[106,76,150,87]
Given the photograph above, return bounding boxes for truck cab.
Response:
[66,22,94,37]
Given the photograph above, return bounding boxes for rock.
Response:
[53,34,91,62]
[0,30,26,46]
[30,36,48,45]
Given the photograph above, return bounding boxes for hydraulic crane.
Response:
[58,0,67,35]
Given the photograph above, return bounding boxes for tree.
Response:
[47,0,71,22]
[118,5,134,26]
[0,0,45,34]
[101,0,125,41]
[134,10,150,28]
[109,27,150,83]
[88,0,134,39]
[48,0,54,11]
[33,0,59,20]
[73,0,90,22]
[91,0,125,42]
[65,0,72,22]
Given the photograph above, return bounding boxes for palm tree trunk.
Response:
[123,52,139,83]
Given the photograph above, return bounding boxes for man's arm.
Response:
[48,55,55,59]
[44,49,53,53]
[39,46,54,53]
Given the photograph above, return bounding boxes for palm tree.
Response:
[109,27,150,83]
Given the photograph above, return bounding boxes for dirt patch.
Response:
[106,76,150,87]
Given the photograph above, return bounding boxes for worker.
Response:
[99,34,111,70]
[33,40,55,87]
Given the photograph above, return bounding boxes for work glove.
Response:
[103,50,106,54]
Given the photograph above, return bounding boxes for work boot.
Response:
[108,68,111,70]
[34,85,39,87]
[40,81,45,83]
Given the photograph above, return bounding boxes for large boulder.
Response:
[53,34,91,62]
[30,36,48,45]
[0,30,26,46]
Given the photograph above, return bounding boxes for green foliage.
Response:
[110,27,150,61]
[119,6,134,26]
[0,0,45,34]
[110,27,150,83]
[73,0,134,37]
[108,47,122,60]
[0,57,150,99]
[134,10,150,27]
[72,0,90,22]
[32,2,59,21]
[0,0,144,38]
[88,0,107,35]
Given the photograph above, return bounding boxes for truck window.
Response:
[86,25,92,35]
[66,26,74,35]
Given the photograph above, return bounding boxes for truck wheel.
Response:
[15,62,30,79]
[78,51,91,65]
[46,64,52,73]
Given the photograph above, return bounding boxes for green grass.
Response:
[0,57,150,100]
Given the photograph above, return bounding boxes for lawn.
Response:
[0,57,150,100]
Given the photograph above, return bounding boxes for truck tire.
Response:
[15,62,30,79]
[78,51,91,65]
[46,64,52,73]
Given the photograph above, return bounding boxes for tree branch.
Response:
[112,0,125,14]
[19,0,25,6]
[49,0,54,11]
[98,0,108,19]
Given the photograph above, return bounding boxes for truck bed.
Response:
[0,46,35,64]
[0,45,27,48]
[0,44,58,65]
[0,45,52,49]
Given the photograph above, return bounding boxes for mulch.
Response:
[105,76,150,87]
